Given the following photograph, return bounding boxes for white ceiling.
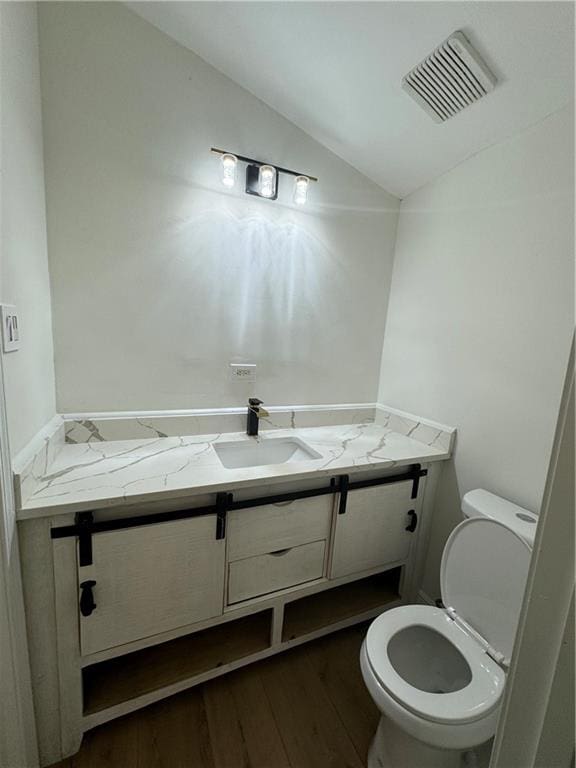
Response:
[129,2,574,198]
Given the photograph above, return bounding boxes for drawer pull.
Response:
[268,548,292,557]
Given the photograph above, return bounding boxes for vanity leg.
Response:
[53,537,84,758]
[19,519,63,765]
[19,519,83,766]
[271,603,284,646]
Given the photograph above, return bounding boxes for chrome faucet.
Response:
[247,398,269,436]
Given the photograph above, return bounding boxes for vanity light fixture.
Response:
[258,165,277,198]
[293,175,309,205]
[210,147,317,204]
[220,153,238,188]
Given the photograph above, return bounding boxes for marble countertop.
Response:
[18,422,452,519]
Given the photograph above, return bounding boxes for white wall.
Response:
[0,5,47,764]
[0,1,56,457]
[38,2,399,415]
[377,106,574,597]
[491,340,574,768]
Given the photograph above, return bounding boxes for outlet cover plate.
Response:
[229,363,257,383]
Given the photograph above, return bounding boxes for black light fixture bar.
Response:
[210,147,318,182]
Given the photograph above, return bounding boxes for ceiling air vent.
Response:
[402,31,496,123]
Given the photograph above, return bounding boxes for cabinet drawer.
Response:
[228,540,326,604]
[227,495,333,561]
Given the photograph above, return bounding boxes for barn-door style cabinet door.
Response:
[330,479,417,579]
[78,515,225,656]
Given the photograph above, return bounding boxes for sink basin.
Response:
[214,436,322,469]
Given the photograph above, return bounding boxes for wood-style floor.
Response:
[54,623,378,768]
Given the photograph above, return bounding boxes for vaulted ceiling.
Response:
[129,1,574,197]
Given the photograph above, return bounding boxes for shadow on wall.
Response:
[422,458,463,600]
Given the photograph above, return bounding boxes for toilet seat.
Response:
[365,605,505,725]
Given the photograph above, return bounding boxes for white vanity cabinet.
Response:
[20,462,437,767]
[76,479,418,655]
[79,515,225,656]
[226,495,333,604]
[330,480,416,579]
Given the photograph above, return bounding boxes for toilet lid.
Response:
[441,518,532,662]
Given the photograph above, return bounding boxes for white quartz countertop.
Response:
[18,422,452,519]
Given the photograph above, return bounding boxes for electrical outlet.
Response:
[1,305,20,353]
[229,363,257,383]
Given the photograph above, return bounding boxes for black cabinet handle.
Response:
[216,492,231,540]
[337,475,349,514]
[79,580,97,617]
[405,510,418,533]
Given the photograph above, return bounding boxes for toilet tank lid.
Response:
[462,489,538,546]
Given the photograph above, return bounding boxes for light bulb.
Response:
[221,153,237,188]
[258,165,277,198]
[293,175,309,205]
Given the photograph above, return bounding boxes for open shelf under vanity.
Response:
[282,569,402,642]
[83,609,273,716]
[81,566,403,728]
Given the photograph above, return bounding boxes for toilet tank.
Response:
[461,489,538,547]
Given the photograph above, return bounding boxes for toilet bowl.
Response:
[361,489,535,768]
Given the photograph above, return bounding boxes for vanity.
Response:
[15,410,454,766]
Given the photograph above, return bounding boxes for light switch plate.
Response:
[1,305,21,352]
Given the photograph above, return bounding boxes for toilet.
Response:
[361,489,537,768]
